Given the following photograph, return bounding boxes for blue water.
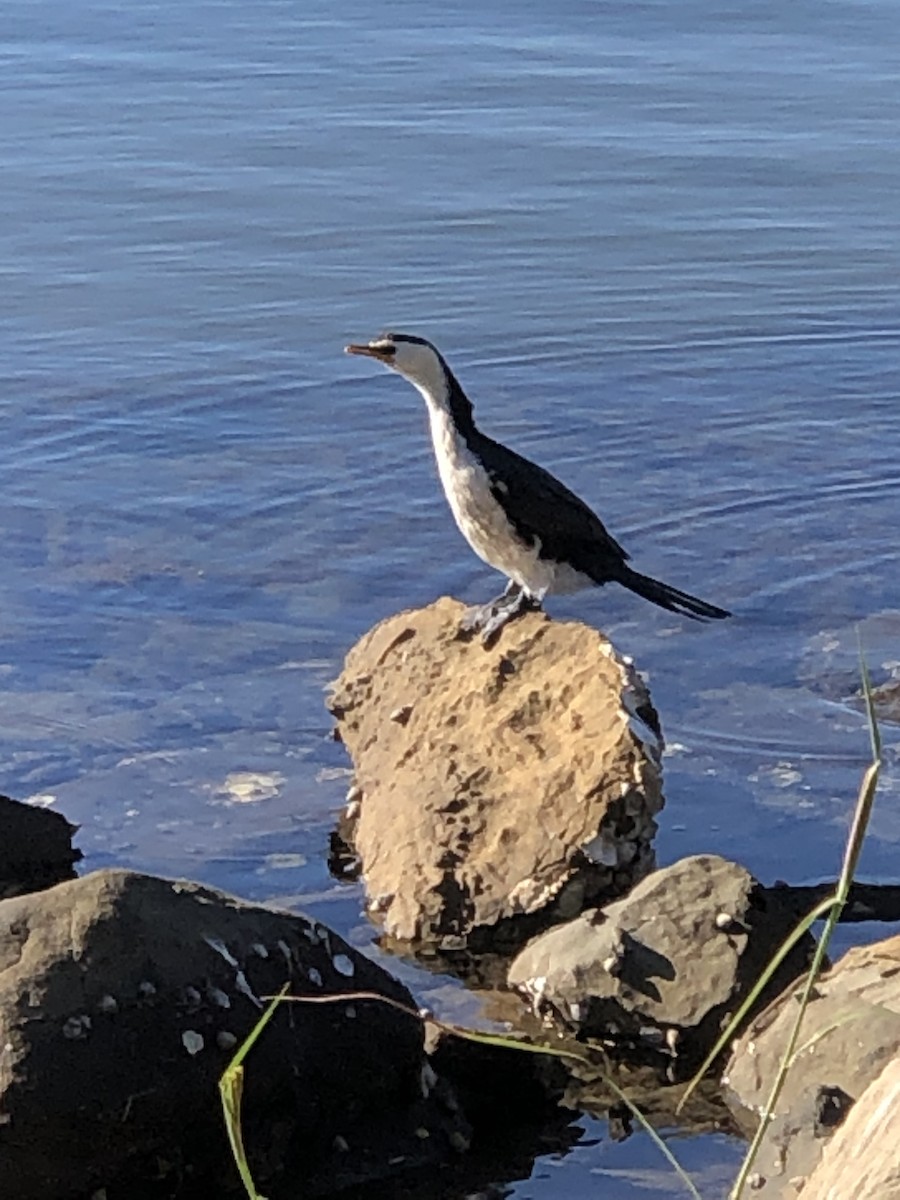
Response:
[2,1,899,1193]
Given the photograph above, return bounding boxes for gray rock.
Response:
[722,932,900,1198]
[0,793,81,900]
[0,869,465,1199]
[329,598,663,948]
[508,854,813,1056]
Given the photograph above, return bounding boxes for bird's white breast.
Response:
[425,405,591,595]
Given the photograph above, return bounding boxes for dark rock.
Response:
[0,793,81,899]
[424,1018,568,1129]
[0,869,467,1199]
[507,854,814,1061]
[768,879,900,924]
[328,598,663,949]
[722,933,900,1199]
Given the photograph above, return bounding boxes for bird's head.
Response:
[345,332,449,399]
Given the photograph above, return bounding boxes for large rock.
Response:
[508,855,814,1059]
[328,599,663,948]
[0,870,465,1199]
[723,933,900,1198]
[0,794,81,899]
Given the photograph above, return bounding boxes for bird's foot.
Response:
[459,599,503,636]
[476,602,527,645]
[459,585,542,646]
[459,579,520,634]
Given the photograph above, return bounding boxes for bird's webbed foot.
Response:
[459,582,544,646]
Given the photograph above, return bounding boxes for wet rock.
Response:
[0,793,81,899]
[769,878,900,924]
[0,869,466,1200]
[722,933,900,1198]
[507,854,813,1060]
[800,1056,900,1199]
[328,598,663,948]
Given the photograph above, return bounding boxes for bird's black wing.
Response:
[477,434,631,578]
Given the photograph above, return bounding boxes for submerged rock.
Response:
[508,854,814,1060]
[867,676,900,724]
[0,793,81,900]
[800,610,900,723]
[722,932,900,1198]
[328,598,663,948]
[0,869,466,1199]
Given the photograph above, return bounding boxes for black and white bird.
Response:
[345,333,730,640]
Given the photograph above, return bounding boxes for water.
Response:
[2,0,899,1193]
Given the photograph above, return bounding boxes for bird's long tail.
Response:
[614,566,730,621]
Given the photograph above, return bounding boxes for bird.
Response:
[344,332,730,641]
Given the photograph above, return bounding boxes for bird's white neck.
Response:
[403,360,453,418]
[389,343,478,441]
[409,372,480,514]
[400,365,478,449]
[426,394,462,469]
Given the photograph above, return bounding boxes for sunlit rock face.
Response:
[724,932,900,1200]
[328,597,663,949]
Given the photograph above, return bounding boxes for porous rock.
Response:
[0,793,81,900]
[722,932,900,1199]
[328,598,663,947]
[508,854,813,1058]
[0,869,464,1199]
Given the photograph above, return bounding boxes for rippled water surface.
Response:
[2,0,899,1193]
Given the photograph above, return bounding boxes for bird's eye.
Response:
[371,341,396,357]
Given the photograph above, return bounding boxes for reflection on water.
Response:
[1,1,899,1194]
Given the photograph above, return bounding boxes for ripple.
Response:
[676,723,866,766]
[623,469,900,540]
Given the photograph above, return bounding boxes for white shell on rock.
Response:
[181,1030,204,1056]
[332,954,355,978]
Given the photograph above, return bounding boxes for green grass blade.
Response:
[218,983,290,1200]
